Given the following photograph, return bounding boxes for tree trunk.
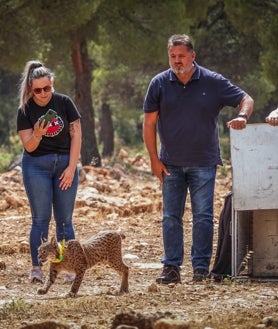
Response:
[99,102,114,157]
[70,30,101,166]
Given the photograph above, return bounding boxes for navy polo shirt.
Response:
[143,62,246,167]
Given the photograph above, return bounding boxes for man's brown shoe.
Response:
[193,268,209,282]
[156,265,181,284]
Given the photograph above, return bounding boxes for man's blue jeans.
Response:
[22,152,78,266]
[161,165,216,272]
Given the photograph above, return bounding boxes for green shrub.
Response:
[0,152,13,173]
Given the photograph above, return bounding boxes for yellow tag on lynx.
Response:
[52,239,66,263]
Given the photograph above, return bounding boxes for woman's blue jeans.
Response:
[162,165,216,272]
[22,152,78,266]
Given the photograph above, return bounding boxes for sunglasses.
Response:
[33,85,52,94]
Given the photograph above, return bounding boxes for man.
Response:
[266,108,278,126]
[143,34,254,284]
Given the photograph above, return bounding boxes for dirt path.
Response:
[0,157,278,328]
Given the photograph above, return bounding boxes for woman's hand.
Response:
[33,120,49,138]
[59,167,75,190]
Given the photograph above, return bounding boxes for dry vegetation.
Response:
[0,151,278,329]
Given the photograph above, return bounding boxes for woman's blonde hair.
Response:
[19,60,54,113]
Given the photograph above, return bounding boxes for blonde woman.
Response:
[17,60,82,282]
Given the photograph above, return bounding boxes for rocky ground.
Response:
[0,150,278,329]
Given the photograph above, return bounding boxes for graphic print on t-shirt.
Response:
[38,114,64,137]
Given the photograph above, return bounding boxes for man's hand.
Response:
[150,158,170,184]
[226,117,247,130]
[265,109,278,126]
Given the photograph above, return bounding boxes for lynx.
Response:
[37,230,129,297]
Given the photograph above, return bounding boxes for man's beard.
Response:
[171,66,191,75]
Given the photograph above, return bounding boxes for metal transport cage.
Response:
[230,123,278,279]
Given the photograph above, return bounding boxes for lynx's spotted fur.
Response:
[37,230,129,297]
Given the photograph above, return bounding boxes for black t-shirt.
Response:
[17,92,81,156]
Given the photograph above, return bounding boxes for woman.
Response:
[17,60,82,282]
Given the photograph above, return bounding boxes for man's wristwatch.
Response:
[238,113,248,120]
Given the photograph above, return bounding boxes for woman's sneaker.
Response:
[156,265,181,284]
[29,267,43,283]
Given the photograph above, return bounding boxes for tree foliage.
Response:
[0,1,40,70]
[184,0,277,124]
[224,0,278,104]
[0,0,277,167]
